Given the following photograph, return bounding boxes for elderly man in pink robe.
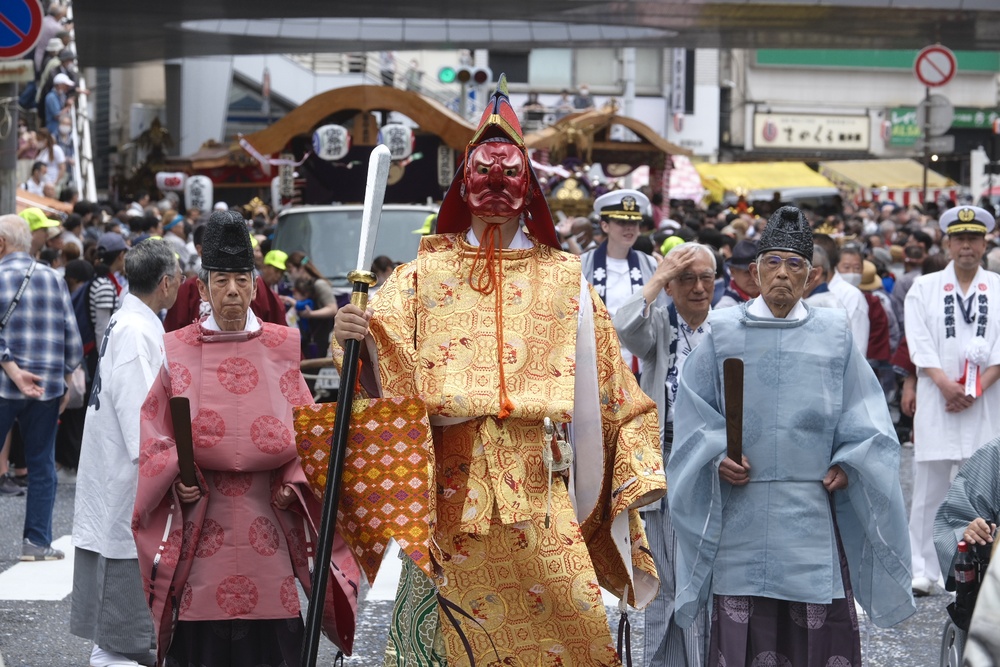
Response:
[133,210,359,666]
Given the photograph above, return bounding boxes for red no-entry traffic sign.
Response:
[0,0,43,60]
[914,45,957,88]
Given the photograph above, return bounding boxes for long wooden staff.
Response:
[722,358,744,463]
[168,397,197,487]
[301,144,392,667]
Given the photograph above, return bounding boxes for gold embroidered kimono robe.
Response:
[338,233,664,666]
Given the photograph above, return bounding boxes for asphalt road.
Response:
[0,445,955,666]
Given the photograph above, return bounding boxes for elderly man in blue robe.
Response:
[667,206,915,667]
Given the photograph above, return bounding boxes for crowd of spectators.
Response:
[16,1,84,195]
[0,192,315,500]
[4,177,1000,660]
[550,190,1000,445]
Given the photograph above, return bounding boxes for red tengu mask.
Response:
[463,142,530,224]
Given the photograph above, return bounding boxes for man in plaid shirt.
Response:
[0,214,83,560]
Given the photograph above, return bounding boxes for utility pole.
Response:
[0,83,20,215]
[921,86,930,206]
[622,48,636,189]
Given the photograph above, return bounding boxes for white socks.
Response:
[90,646,140,667]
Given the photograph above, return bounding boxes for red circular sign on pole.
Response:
[0,0,43,60]
[914,45,957,88]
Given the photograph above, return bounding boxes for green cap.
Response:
[264,249,288,271]
[660,236,686,256]
[19,208,61,232]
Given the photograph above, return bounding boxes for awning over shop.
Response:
[695,162,836,203]
[818,158,957,206]
[668,155,705,202]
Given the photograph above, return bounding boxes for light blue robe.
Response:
[667,301,915,629]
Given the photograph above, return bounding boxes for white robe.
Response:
[905,262,1000,462]
[830,271,869,354]
[72,294,166,559]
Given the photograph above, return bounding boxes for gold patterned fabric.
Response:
[293,397,435,584]
[334,233,664,666]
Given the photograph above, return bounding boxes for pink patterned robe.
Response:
[132,321,359,665]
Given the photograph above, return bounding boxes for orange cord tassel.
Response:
[353,359,363,396]
[469,224,515,420]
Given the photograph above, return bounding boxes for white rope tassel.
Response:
[542,417,573,529]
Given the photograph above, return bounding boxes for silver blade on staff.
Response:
[301,144,392,667]
[354,143,392,285]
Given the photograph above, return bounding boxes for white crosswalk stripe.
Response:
[0,535,75,601]
[0,535,623,608]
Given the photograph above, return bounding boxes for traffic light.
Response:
[438,66,457,84]
[439,66,492,85]
[456,67,492,85]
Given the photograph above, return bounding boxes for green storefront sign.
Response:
[889,107,1000,147]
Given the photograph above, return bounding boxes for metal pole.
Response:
[622,47,636,189]
[922,86,930,206]
[990,128,998,213]
[299,274,375,667]
[0,83,19,215]
[301,144,388,667]
[77,76,98,203]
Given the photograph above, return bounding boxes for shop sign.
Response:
[889,106,1000,147]
[753,113,870,151]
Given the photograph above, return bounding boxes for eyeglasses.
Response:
[676,272,716,287]
[760,254,809,273]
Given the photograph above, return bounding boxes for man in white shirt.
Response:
[70,239,182,667]
[804,245,845,311]
[127,191,149,218]
[905,205,1000,597]
[816,235,869,353]
[20,162,47,196]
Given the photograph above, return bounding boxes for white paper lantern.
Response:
[155,172,187,191]
[271,176,284,213]
[379,123,414,161]
[184,175,213,212]
[312,124,351,161]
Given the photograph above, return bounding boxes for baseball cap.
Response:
[727,239,758,268]
[19,208,61,232]
[97,232,128,254]
[263,250,288,271]
[52,73,73,87]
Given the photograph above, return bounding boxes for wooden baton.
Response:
[722,358,744,463]
[168,396,197,488]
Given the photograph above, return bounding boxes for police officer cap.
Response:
[593,189,649,223]
[938,205,996,236]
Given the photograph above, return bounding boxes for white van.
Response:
[272,204,437,293]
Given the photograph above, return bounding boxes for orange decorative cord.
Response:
[469,224,515,420]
